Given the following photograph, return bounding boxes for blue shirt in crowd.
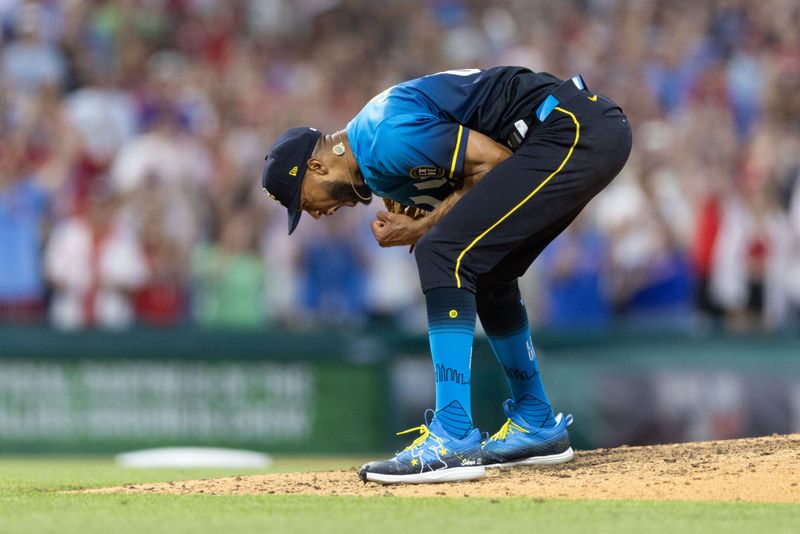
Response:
[0,178,49,301]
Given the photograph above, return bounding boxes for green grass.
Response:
[1,457,798,534]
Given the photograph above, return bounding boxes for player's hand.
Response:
[370,210,425,247]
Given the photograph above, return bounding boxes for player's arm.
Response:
[417,129,512,230]
[371,129,511,247]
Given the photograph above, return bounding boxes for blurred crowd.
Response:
[1,0,799,332]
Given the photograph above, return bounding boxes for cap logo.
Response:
[289,166,298,176]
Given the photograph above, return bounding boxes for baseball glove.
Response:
[383,198,427,220]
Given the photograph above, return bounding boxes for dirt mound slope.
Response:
[88,434,800,502]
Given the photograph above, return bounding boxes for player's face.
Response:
[299,175,357,220]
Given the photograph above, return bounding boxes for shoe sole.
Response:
[364,465,486,484]
[485,447,574,469]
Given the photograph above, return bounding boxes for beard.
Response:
[323,179,373,205]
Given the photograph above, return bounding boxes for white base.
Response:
[365,465,486,484]
[485,447,574,469]
[115,447,272,469]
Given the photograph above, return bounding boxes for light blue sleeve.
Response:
[371,113,469,182]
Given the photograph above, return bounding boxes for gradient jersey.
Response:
[345,67,560,210]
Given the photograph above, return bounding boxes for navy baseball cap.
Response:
[262,127,321,234]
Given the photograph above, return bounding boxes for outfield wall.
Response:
[0,327,797,454]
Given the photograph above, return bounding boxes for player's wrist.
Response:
[414,215,434,235]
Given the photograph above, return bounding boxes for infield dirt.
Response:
[89,434,800,502]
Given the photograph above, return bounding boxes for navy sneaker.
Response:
[358,410,485,484]
[482,399,574,467]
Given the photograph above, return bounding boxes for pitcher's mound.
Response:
[88,434,800,502]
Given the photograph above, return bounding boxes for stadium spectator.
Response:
[1,3,66,93]
[709,181,793,331]
[537,214,611,328]
[0,143,50,323]
[133,201,185,327]
[191,211,266,329]
[62,62,137,213]
[296,213,368,325]
[44,186,148,330]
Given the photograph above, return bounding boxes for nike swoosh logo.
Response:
[588,95,598,102]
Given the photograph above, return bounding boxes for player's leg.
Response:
[476,202,588,431]
[425,286,475,438]
[472,201,587,467]
[477,277,575,467]
[480,280,556,419]
[358,285,485,484]
[474,254,573,468]
[357,274,484,484]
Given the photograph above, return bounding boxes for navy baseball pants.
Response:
[414,83,632,310]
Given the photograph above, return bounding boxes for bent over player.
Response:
[261,67,632,484]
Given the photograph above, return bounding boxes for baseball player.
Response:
[261,67,632,484]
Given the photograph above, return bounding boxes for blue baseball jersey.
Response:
[345,67,560,210]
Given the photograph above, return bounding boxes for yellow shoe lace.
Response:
[397,425,443,451]
[490,418,529,441]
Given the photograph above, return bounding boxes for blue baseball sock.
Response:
[480,295,556,428]
[426,287,476,439]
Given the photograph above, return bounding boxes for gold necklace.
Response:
[335,132,372,202]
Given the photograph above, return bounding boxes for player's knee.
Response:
[415,230,478,291]
[414,232,451,277]
[413,232,437,266]
[476,278,520,310]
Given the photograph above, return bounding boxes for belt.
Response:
[507,74,588,149]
